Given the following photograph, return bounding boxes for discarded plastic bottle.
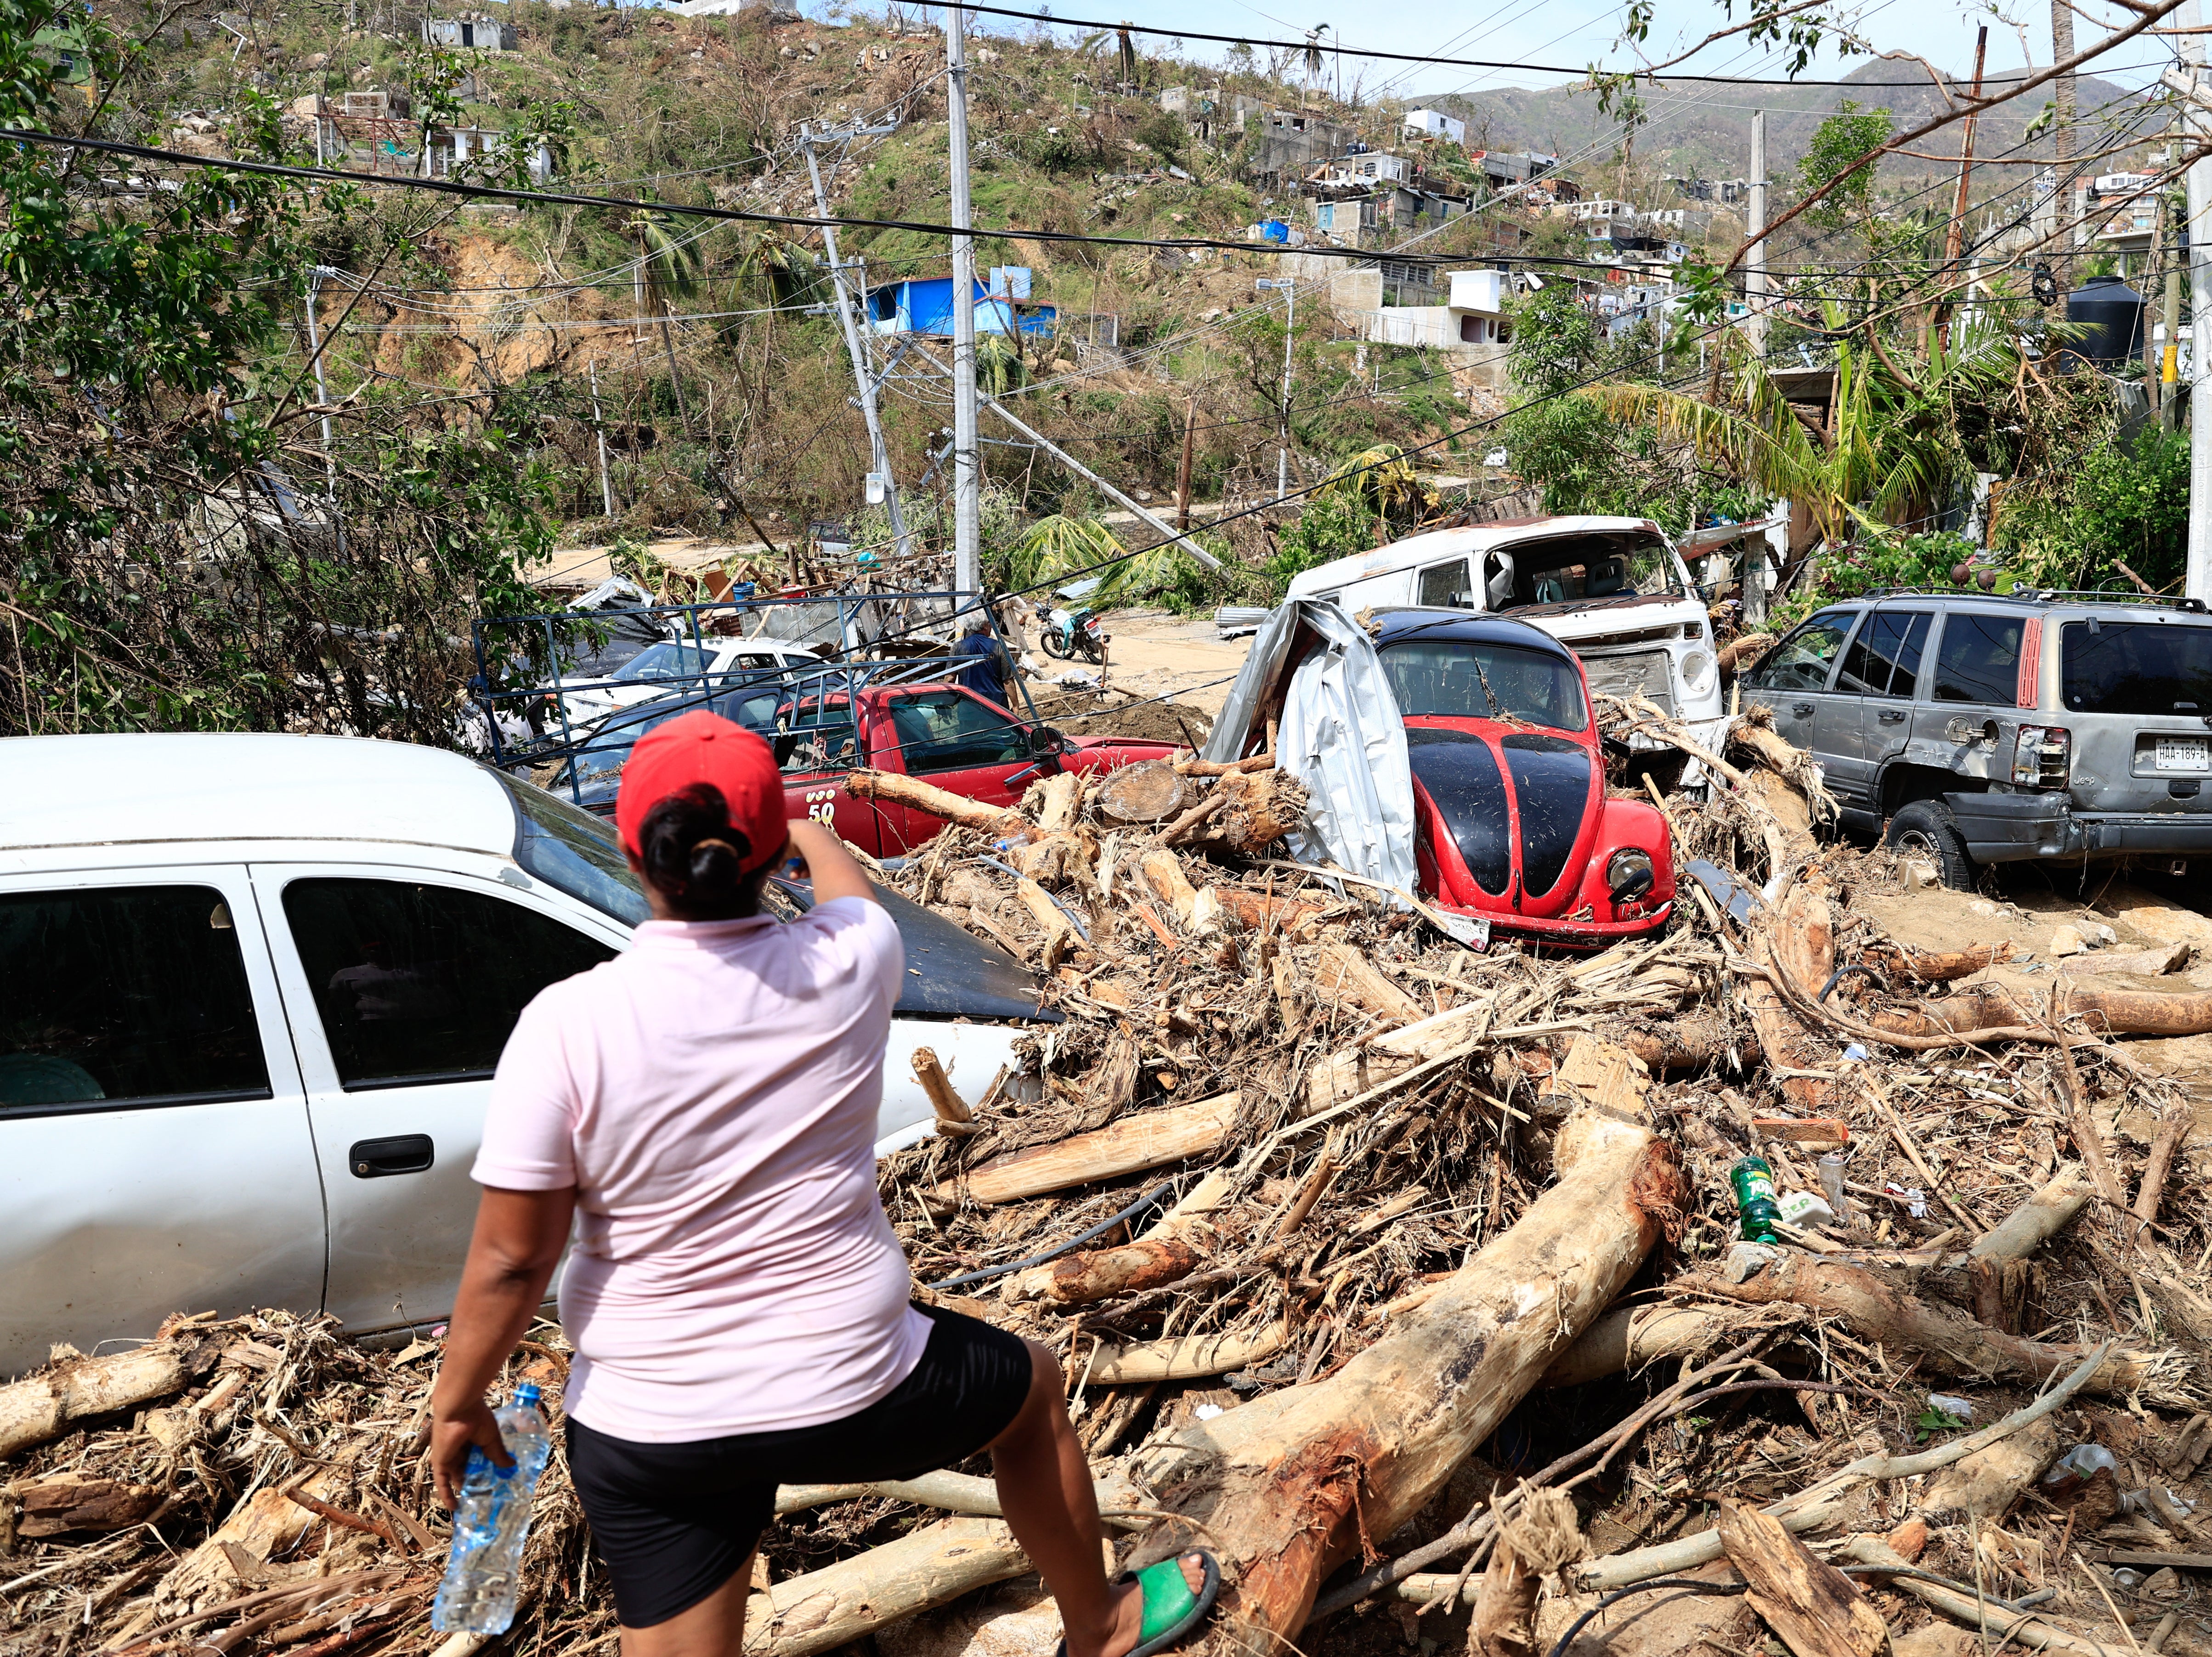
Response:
[1817,1152,1848,1217]
[432,1383,551,1635]
[1730,1157,1782,1244]
[2039,1442,2117,1501]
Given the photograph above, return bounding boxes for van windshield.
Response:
[2062,621,2212,717]
[1489,532,1684,611]
[1380,639,1589,732]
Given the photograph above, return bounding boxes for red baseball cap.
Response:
[615,710,789,873]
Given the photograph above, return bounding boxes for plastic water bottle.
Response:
[432,1383,551,1634]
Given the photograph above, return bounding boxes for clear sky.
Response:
[880,0,2182,101]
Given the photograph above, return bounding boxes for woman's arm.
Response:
[786,817,877,907]
[429,1184,577,1508]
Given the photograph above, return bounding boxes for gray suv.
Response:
[1739,590,2212,887]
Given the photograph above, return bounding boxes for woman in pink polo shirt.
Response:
[429,711,1212,1657]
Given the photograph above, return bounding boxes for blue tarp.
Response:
[866,278,1057,338]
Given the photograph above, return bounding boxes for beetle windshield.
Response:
[1380,639,1588,732]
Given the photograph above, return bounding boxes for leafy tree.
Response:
[0,0,554,740]
[1797,101,1893,231]
[1998,427,2190,593]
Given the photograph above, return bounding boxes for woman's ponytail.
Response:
[638,784,759,920]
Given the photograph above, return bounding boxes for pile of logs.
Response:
[6,707,2212,1657]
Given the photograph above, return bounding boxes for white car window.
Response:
[0,884,270,1112]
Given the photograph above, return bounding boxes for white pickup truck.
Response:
[0,735,1050,1378]
[1284,515,1725,751]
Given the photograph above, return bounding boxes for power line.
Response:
[935,0,2136,88]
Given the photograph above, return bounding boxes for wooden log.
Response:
[1469,1489,1583,1657]
[1873,982,2212,1039]
[1003,1237,1203,1306]
[774,1468,1142,1521]
[2059,942,2191,978]
[1719,633,1775,674]
[1716,1501,1886,1657]
[10,1473,165,1537]
[2137,1116,2189,1227]
[153,1465,353,1616]
[1746,877,1837,1114]
[1095,761,1188,825]
[1138,850,1201,926]
[909,1046,975,1131]
[0,1333,227,1463]
[1686,1250,2185,1403]
[1089,1321,1287,1385]
[1309,943,1424,1024]
[1617,1009,1745,1073]
[1175,753,1276,778]
[1863,941,2019,982]
[1031,770,1082,834]
[1198,768,1307,856]
[744,1516,1030,1657]
[1970,1163,2093,1261]
[1304,996,1493,1111]
[1539,1304,1738,1389]
[1154,791,1229,847]
[1211,889,1331,938]
[945,1093,1242,1205]
[842,769,1023,834]
[1013,877,1077,956]
[1122,1055,1678,1647]
[1920,1414,2058,1522]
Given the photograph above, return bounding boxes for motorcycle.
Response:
[1039,605,1108,665]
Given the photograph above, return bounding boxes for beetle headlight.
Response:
[1680,650,1713,694]
[1607,847,1656,902]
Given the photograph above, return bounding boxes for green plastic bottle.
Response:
[1730,1156,1782,1244]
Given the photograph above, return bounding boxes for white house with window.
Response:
[1403,108,1467,146]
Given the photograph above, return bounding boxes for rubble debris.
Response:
[5,694,2210,1657]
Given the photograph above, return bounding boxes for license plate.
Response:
[2155,738,2210,772]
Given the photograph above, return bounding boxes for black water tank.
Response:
[2065,273,2145,365]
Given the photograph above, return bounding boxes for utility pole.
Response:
[2053,0,2079,253]
[945,3,981,601]
[1175,393,1196,531]
[587,360,616,520]
[2185,0,2212,599]
[2163,159,2183,427]
[1255,275,1296,498]
[1747,110,1768,359]
[802,122,912,563]
[1936,28,1988,353]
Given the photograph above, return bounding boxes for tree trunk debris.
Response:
[3,698,2199,1657]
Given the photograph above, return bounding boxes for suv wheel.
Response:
[1886,800,1974,891]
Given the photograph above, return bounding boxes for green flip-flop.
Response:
[1057,1551,1222,1657]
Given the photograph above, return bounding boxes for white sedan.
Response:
[555,637,826,728]
[0,735,1048,1378]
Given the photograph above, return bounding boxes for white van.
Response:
[1284,515,1725,746]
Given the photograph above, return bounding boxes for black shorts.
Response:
[565,1306,1035,1629]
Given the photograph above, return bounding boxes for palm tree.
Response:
[1585,312,2020,554]
[627,209,704,437]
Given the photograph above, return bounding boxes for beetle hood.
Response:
[1406,726,1591,904]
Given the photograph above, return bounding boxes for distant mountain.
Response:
[1418,60,2149,189]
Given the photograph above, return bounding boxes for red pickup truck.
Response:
[548,678,1178,856]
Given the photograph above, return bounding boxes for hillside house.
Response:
[1403,108,1467,146]
[420,16,517,51]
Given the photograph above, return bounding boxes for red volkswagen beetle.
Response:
[1329,610,1676,945]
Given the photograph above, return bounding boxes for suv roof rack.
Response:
[1853,586,2208,614]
